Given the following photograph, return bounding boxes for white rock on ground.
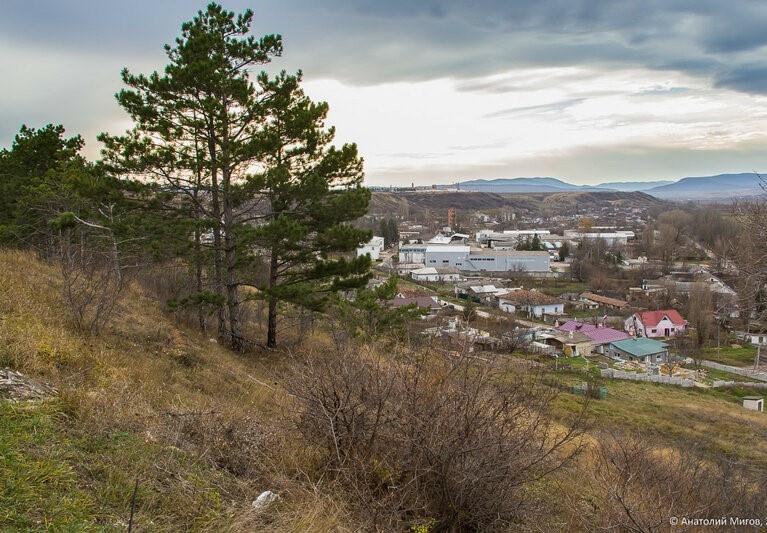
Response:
[252,490,279,509]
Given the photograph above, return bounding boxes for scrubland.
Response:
[2,249,766,532]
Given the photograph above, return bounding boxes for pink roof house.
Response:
[557,321,631,353]
[624,310,686,339]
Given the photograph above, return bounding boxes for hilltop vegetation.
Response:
[0,250,289,530]
[369,190,668,220]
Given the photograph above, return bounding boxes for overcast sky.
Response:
[3,0,767,187]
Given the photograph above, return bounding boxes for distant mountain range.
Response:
[457,173,765,200]
[457,177,602,193]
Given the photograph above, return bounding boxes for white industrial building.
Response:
[356,236,385,260]
[476,229,551,248]
[424,245,471,268]
[563,229,635,246]
[398,244,427,264]
[424,246,550,273]
[462,250,550,273]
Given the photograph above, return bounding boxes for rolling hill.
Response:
[369,190,668,219]
[644,173,765,200]
[2,249,767,530]
[438,173,766,200]
[597,180,674,191]
[457,177,607,193]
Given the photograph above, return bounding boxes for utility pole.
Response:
[755,343,762,371]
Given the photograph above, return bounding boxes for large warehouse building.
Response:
[424,245,550,273]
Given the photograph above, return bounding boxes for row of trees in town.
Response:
[0,4,372,349]
[378,217,400,248]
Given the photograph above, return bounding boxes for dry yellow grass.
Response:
[0,249,362,531]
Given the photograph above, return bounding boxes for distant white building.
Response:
[356,236,385,260]
[476,229,551,248]
[497,289,564,317]
[564,229,635,246]
[411,267,462,283]
[427,233,469,244]
[424,245,551,273]
[460,250,550,273]
[739,332,767,345]
[428,234,453,244]
[424,244,471,268]
[399,244,427,264]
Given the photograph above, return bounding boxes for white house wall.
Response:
[526,303,564,317]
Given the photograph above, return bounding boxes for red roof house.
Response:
[624,310,686,338]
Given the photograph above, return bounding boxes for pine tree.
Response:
[0,124,85,245]
[249,71,371,348]
[101,4,371,349]
[531,233,542,251]
[380,219,391,248]
[100,4,282,350]
[387,218,399,247]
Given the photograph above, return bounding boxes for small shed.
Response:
[743,396,764,412]
[538,330,593,357]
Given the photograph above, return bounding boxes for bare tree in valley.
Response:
[686,281,715,365]
[656,209,693,269]
[732,180,767,331]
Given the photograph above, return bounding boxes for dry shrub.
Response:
[286,345,586,531]
[574,430,767,532]
[59,244,124,335]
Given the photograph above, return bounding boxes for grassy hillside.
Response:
[0,249,350,531]
[2,249,766,531]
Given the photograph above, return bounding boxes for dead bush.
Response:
[575,430,767,532]
[59,232,125,335]
[286,345,586,531]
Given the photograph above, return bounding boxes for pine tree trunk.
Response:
[267,296,278,349]
[267,248,279,349]
[223,198,243,351]
[194,228,206,333]
[209,166,227,343]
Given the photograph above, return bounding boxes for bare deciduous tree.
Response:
[686,281,715,356]
[53,211,128,335]
[733,179,767,330]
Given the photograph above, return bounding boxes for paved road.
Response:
[700,360,767,382]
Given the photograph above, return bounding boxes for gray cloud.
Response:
[484,98,587,119]
[4,1,767,90]
[4,0,767,184]
[267,0,767,97]
[715,64,767,94]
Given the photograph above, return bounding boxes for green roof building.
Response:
[609,337,669,364]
